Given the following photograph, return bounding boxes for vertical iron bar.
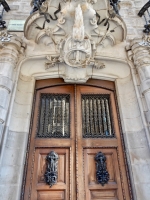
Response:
[90,98,94,135]
[102,99,107,136]
[51,96,54,136]
[84,98,88,137]
[43,96,47,136]
[48,97,50,134]
[64,97,66,136]
[105,99,112,136]
[97,98,102,136]
[82,98,85,137]
[65,96,70,136]
[93,98,98,135]
[60,97,62,136]
[55,97,59,137]
[44,96,49,137]
[39,96,45,136]
[86,98,90,136]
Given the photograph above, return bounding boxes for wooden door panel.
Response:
[90,190,117,200]
[84,148,123,200]
[37,191,65,200]
[31,148,69,199]
[82,139,118,148]
[35,139,72,148]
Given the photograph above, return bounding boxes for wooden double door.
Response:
[23,79,131,200]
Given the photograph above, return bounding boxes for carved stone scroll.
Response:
[95,152,109,186]
[45,151,59,187]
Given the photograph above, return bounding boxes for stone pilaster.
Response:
[127,36,150,129]
[0,33,25,143]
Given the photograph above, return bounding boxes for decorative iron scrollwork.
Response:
[95,152,109,186]
[37,94,70,138]
[109,0,120,15]
[31,0,61,24]
[45,151,59,187]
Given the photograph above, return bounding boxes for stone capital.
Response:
[128,35,150,69]
[0,31,26,64]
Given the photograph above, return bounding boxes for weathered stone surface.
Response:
[135,183,150,200]
[9,116,31,132]
[132,164,150,183]
[5,131,28,150]
[0,185,21,200]
[1,145,26,166]
[0,165,23,184]
[0,123,4,142]
[126,129,148,149]
[129,147,150,165]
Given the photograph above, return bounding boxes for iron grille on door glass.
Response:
[82,94,115,138]
[37,94,70,138]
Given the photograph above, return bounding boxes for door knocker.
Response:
[95,152,109,186]
[45,151,59,187]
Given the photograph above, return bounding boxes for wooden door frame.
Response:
[21,78,133,200]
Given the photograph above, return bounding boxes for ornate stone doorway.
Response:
[23,79,131,200]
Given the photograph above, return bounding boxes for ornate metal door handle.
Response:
[95,152,109,186]
[45,151,59,187]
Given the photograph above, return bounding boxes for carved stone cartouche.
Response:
[24,0,126,82]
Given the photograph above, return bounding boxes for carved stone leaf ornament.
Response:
[45,55,60,69]
[45,151,59,187]
[95,152,109,186]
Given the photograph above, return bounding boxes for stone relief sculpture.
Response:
[23,0,126,82]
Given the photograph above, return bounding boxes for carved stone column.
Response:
[0,33,25,143]
[127,36,150,128]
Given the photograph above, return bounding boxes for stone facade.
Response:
[0,0,150,200]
